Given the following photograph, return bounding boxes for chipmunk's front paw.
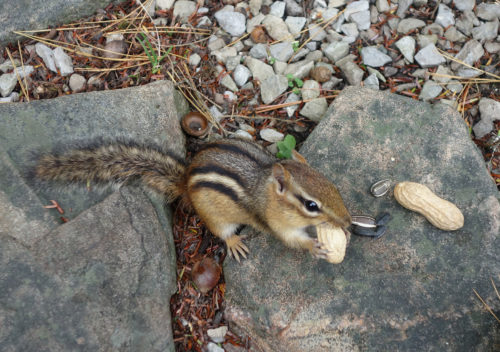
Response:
[225,235,249,263]
[311,239,329,260]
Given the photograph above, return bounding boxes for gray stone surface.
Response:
[224,87,499,351]
[0,81,187,351]
[0,0,124,46]
[0,186,177,352]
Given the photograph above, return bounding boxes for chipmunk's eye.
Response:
[304,200,319,212]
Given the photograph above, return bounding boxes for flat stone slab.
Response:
[0,81,188,351]
[224,87,499,351]
[1,187,176,351]
[0,0,124,46]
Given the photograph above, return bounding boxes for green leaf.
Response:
[276,135,296,159]
[294,78,303,88]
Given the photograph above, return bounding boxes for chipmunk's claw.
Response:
[226,235,249,262]
[311,239,329,260]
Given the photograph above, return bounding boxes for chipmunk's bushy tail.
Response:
[35,139,187,202]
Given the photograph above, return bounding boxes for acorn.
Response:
[192,257,221,294]
[181,111,209,137]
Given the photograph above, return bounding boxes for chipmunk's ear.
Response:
[291,149,308,164]
[272,163,290,195]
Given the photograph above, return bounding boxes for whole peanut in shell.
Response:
[394,182,464,231]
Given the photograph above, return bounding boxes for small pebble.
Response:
[260,128,284,142]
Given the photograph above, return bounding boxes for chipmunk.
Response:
[34,138,351,261]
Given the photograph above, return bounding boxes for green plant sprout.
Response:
[292,41,300,52]
[137,33,172,74]
[276,134,297,159]
[268,56,276,65]
[287,74,303,95]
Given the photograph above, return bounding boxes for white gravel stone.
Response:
[299,97,328,121]
[273,61,288,75]
[189,53,201,66]
[214,10,246,36]
[0,92,19,103]
[0,66,33,96]
[323,8,339,21]
[212,47,238,64]
[397,18,425,33]
[283,60,314,79]
[285,0,303,16]
[220,73,239,92]
[351,10,371,30]
[206,342,224,352]
[249,0,262,16]
[263,15,292,41]
[88,76,103,87]
[197,16,212,27]
[234,130,253,140]
[284,92,301,117]
[419,81,443,101]
[473,98,500,138]
[224,90,237,101]
[329,0,347,7]
[396,0,413,18]
[433,65,453,83]
[444,27,467,42]
[376,0,390,12]
[417,34,438,48]
[233,64,252,87]
[270,1,286,17]
[301,80,320,100]
[455,10,476,36]
[53,47,74,76]
[173,1,197,23]
[0,74,18,97]
[249,44,268,60]
[69,73,86,93]
[209,105,224,122]
[446,80,463,94]
[364,73,379,90]
[308,24,327,41]
[395,36,415,63]
[35,43,57,73]
[260,74,289,104]
[471,20,499,42]
[344,0,369,20]
[361,46,392,67]
[0,59,20,72]
[435,4,455,28]
[270,42,295,62]
[156,0,174,10]
[341,23,359,41]
[260,128,285,142]
[207,37,225,51]
[453,0,475,12]
[451,39,484,71]
[485,41,500,54]
[285,16,306,38]
[414,43,446,68]
[322,41,349,63]
[476,3,500,21]
[367,67,386,82]
[336,55,364,85]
